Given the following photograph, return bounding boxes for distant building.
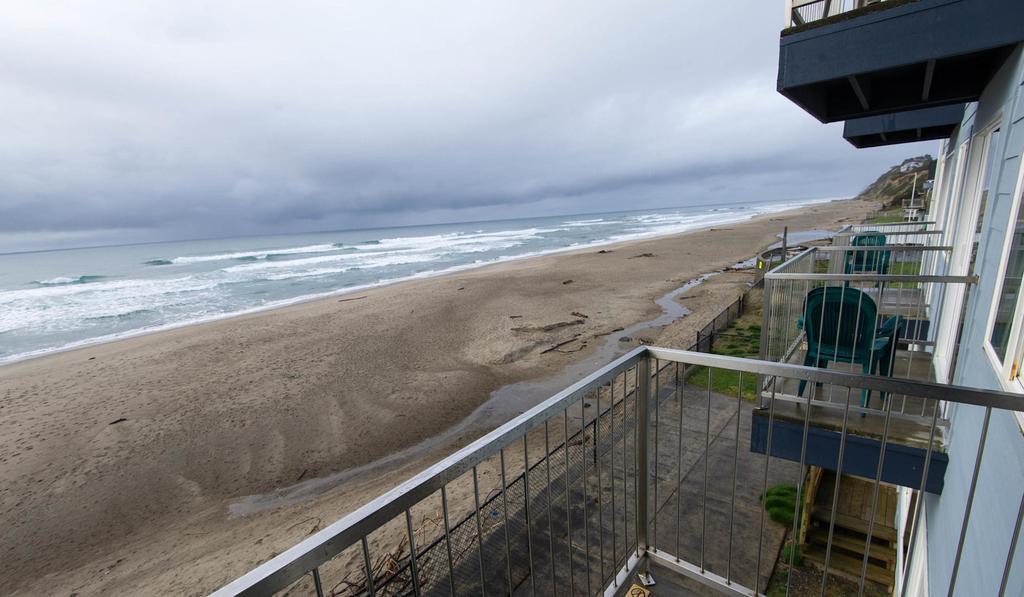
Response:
[900,159,924,173]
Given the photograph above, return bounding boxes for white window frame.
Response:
[979,130,1024,434]
[933,137,974,382]
[984,153,1024,393]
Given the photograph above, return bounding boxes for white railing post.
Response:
[784,0,795,27]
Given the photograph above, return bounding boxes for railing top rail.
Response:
[646,348,1024,412]
[839,230,945,236]
[769,246,816,274]
[815,245,953,252]
[211,347,647,596]
[765,272,977,283]
[852,221,937,227]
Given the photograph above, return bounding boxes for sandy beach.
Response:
[0,197,877,595]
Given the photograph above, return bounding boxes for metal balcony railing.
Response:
[785,0,891,29]
[837,223,943,247]
[212,347,1021,597]
[760,245,974,417]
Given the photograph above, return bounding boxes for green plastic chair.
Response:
[797,286,900,408]
[845,232,890,275]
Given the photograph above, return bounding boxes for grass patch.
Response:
[687,304,762,401]
[781,543,804,567]
[866,208,905,224]
[888,259,921,289]
[762,484,798,526]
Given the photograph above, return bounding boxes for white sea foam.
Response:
[166,243,341,264]
[0,198,841,364]
[562,218,612,227]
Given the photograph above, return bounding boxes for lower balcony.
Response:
[211,347,1020,597]
[842,104,966,148]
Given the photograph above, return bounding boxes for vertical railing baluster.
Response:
[473,466,487,597]
[675,361,685,561]
[999,490,1024,596]
[596,382,607,587]
[786,366,817,597]
[522,436,536,596]
[564,408,576,595]
[701,366,711,573]
[544,421,556,595]
[948,407,993,597]
[865,280,887,410]
[900,404,941,597]
[858,383,895,596]
[634,365,641,557]
[361,537,377,597]
[441,484,457,597]
[499,450,513,597]
[405,509,422,597]
[609,376,619,583]
[622,371,629,559]
[312,567,324,597]
[653,358,660,551]
[726,371,742,585]
[580,397,592,597]
[755,376,779,592]
[821,387,854,595]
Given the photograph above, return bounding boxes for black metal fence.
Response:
[692,281,758,355]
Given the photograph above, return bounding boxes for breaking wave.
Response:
[33,275,106,286]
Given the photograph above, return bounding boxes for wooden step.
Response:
[804,543,894,588]
[811,506,897,542]
[806,526,896,565]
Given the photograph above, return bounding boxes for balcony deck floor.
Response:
[774,344,943,424]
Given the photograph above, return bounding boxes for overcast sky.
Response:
[0,1,931,253]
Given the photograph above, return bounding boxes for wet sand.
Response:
[0,197,876,595]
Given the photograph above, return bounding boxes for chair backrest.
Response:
[852,232,887,246]
[848,232,890,273]
[803,286,879,356]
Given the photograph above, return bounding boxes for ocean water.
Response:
[0,198,834,363]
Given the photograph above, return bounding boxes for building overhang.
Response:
[779,0,1022,123]
[843,103,965,148]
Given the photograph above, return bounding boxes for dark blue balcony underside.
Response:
[778,0,1023,123]
[751,408,948,493]
[843,104,966,148]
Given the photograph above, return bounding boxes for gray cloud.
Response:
[0,1,930,252]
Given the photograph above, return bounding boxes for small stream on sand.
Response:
[229,273,717,516]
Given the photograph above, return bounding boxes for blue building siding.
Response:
[927,44,1024,595]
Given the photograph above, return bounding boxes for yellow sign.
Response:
[627,584,651,597]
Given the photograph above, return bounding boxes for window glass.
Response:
[991,179,1024,365]
[970,129,1000,275]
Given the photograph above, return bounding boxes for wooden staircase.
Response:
[803,470,897,591]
